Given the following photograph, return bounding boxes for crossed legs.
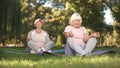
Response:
[66,37,97,56]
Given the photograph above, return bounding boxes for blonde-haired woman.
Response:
[63,12,100,56]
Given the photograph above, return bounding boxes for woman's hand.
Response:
[63,31,74,38]
[96,32,100,37]
[91,32,100,38]
[69,31,74,37]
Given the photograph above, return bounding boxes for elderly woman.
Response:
[63,12,100,56]
[26,18,56,55]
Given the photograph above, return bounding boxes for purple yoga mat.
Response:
[92,50,116,55]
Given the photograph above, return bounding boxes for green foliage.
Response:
[0,0,120,47]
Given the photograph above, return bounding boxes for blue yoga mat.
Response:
[52,49,65,53]
[5,51,29,54]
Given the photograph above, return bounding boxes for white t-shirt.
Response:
[28,29,50,47]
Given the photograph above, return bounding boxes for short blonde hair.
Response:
[69,12,82,25]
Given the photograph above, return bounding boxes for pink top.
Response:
[64,25,87,45]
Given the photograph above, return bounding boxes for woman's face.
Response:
[34,20,43,28]
[72,19,81,28]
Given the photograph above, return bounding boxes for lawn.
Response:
[0,47,120,68]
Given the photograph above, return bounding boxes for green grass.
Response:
[0,47,120,68]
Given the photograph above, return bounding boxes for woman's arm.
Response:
[83,32,100,42]
[46,33,50,42]
[63,31,74,38]
[83,33,89,42]
[90,32,100,38]
[26,31,32,42]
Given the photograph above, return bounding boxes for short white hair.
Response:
[69,12,82,25]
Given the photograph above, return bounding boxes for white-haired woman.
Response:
[63,12,100,56]
[26,18,56,55]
